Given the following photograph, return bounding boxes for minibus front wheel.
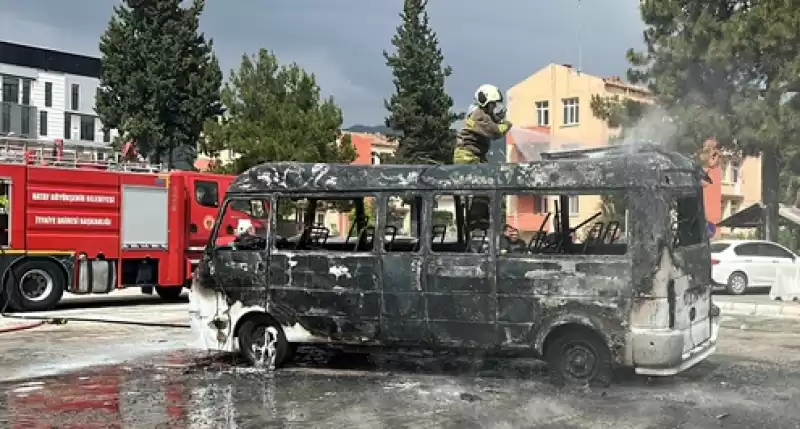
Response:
[237,314,290,369]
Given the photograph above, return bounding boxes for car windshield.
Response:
[710,243,730,253]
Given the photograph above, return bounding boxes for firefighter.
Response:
[453,84,512,230]
[453,84,512,165]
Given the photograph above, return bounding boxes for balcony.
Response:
[0,102,38,138]
[721,181,743,197]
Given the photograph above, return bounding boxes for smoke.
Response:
[614,104,681,152]
[506,102,693,163]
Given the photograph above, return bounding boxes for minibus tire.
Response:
[238,317,289,368]
[545,329,612,387]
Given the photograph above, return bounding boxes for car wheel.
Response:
[727,271,748,295]
[238,316,290,369]
[545,329,613,387]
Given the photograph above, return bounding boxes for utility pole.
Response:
[576,0,583,74]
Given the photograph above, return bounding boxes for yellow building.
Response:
[717,154,762,236]
[507,63,652,148]
[506,63,761,231]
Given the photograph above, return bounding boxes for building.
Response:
[701,139,762,237]
[505,63,762,239]
[0,40,116,159]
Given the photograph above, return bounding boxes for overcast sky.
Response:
[0,0,645,126]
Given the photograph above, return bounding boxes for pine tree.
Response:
[590,0,800,240]
[383,0,462,165]
[96,0,223,169]
[201,49,356,174]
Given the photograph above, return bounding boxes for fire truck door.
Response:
[190,180,222,246]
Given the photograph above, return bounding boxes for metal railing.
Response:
[0,136,165,173]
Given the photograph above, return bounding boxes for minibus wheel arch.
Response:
[540,322,613,387]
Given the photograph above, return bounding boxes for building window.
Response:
[21,80,31,105]
[103,128,111,143]
[1,104,10,133]
[562,97,579,125]
[535,101,549,126]
[730,200,741,215]
[316,212,325,226]
[20,107,30,136]
[71,84,79,111]
[45,82,53,107]
[533,195,550,214]
[2,78,19,104]
[730,160,741,184]
[64,114,71,139]
[536,196,549,214]
[39,111,48,136]
[79,115,95,141]
[371,151,380,165]
[569,195,580,215]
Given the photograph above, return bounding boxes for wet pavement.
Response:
[1,300,800,428]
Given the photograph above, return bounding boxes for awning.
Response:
[716,202,800,229]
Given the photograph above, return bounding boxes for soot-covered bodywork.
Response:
[190,145,720,375]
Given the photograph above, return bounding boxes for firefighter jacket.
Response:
[455,107,512,162]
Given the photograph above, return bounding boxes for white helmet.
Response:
[474,84,504,107]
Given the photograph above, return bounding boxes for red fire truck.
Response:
[0,139,235,312]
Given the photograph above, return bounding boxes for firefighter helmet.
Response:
[474,84,504,107]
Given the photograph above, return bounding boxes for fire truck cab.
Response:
[0,140,234,312]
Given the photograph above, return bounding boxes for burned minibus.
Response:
[189,145,721,386]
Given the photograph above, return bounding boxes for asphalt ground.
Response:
[0,291,798,428]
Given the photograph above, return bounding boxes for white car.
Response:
[711,239,799,295]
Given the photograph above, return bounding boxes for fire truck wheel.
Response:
[238,316,289,369]
[154,286,183,301]
[6,260,65,312]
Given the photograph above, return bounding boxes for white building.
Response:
[0,40,118,159]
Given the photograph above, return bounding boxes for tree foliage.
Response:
[202,49,356,174]
[383,0,462,165]
[97,0,223,169]
[590,0,800,239]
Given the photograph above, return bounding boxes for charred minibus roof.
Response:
[227,145,704,195]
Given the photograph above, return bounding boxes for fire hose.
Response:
[0,320,46,334]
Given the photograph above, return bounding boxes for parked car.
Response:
[711,239,799,295]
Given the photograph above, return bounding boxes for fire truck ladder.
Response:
[0,136,166,173]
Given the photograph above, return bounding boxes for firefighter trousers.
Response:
[452,147,490,230]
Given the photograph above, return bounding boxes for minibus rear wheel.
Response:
[545,328,612,387]
[238,315,290,369]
